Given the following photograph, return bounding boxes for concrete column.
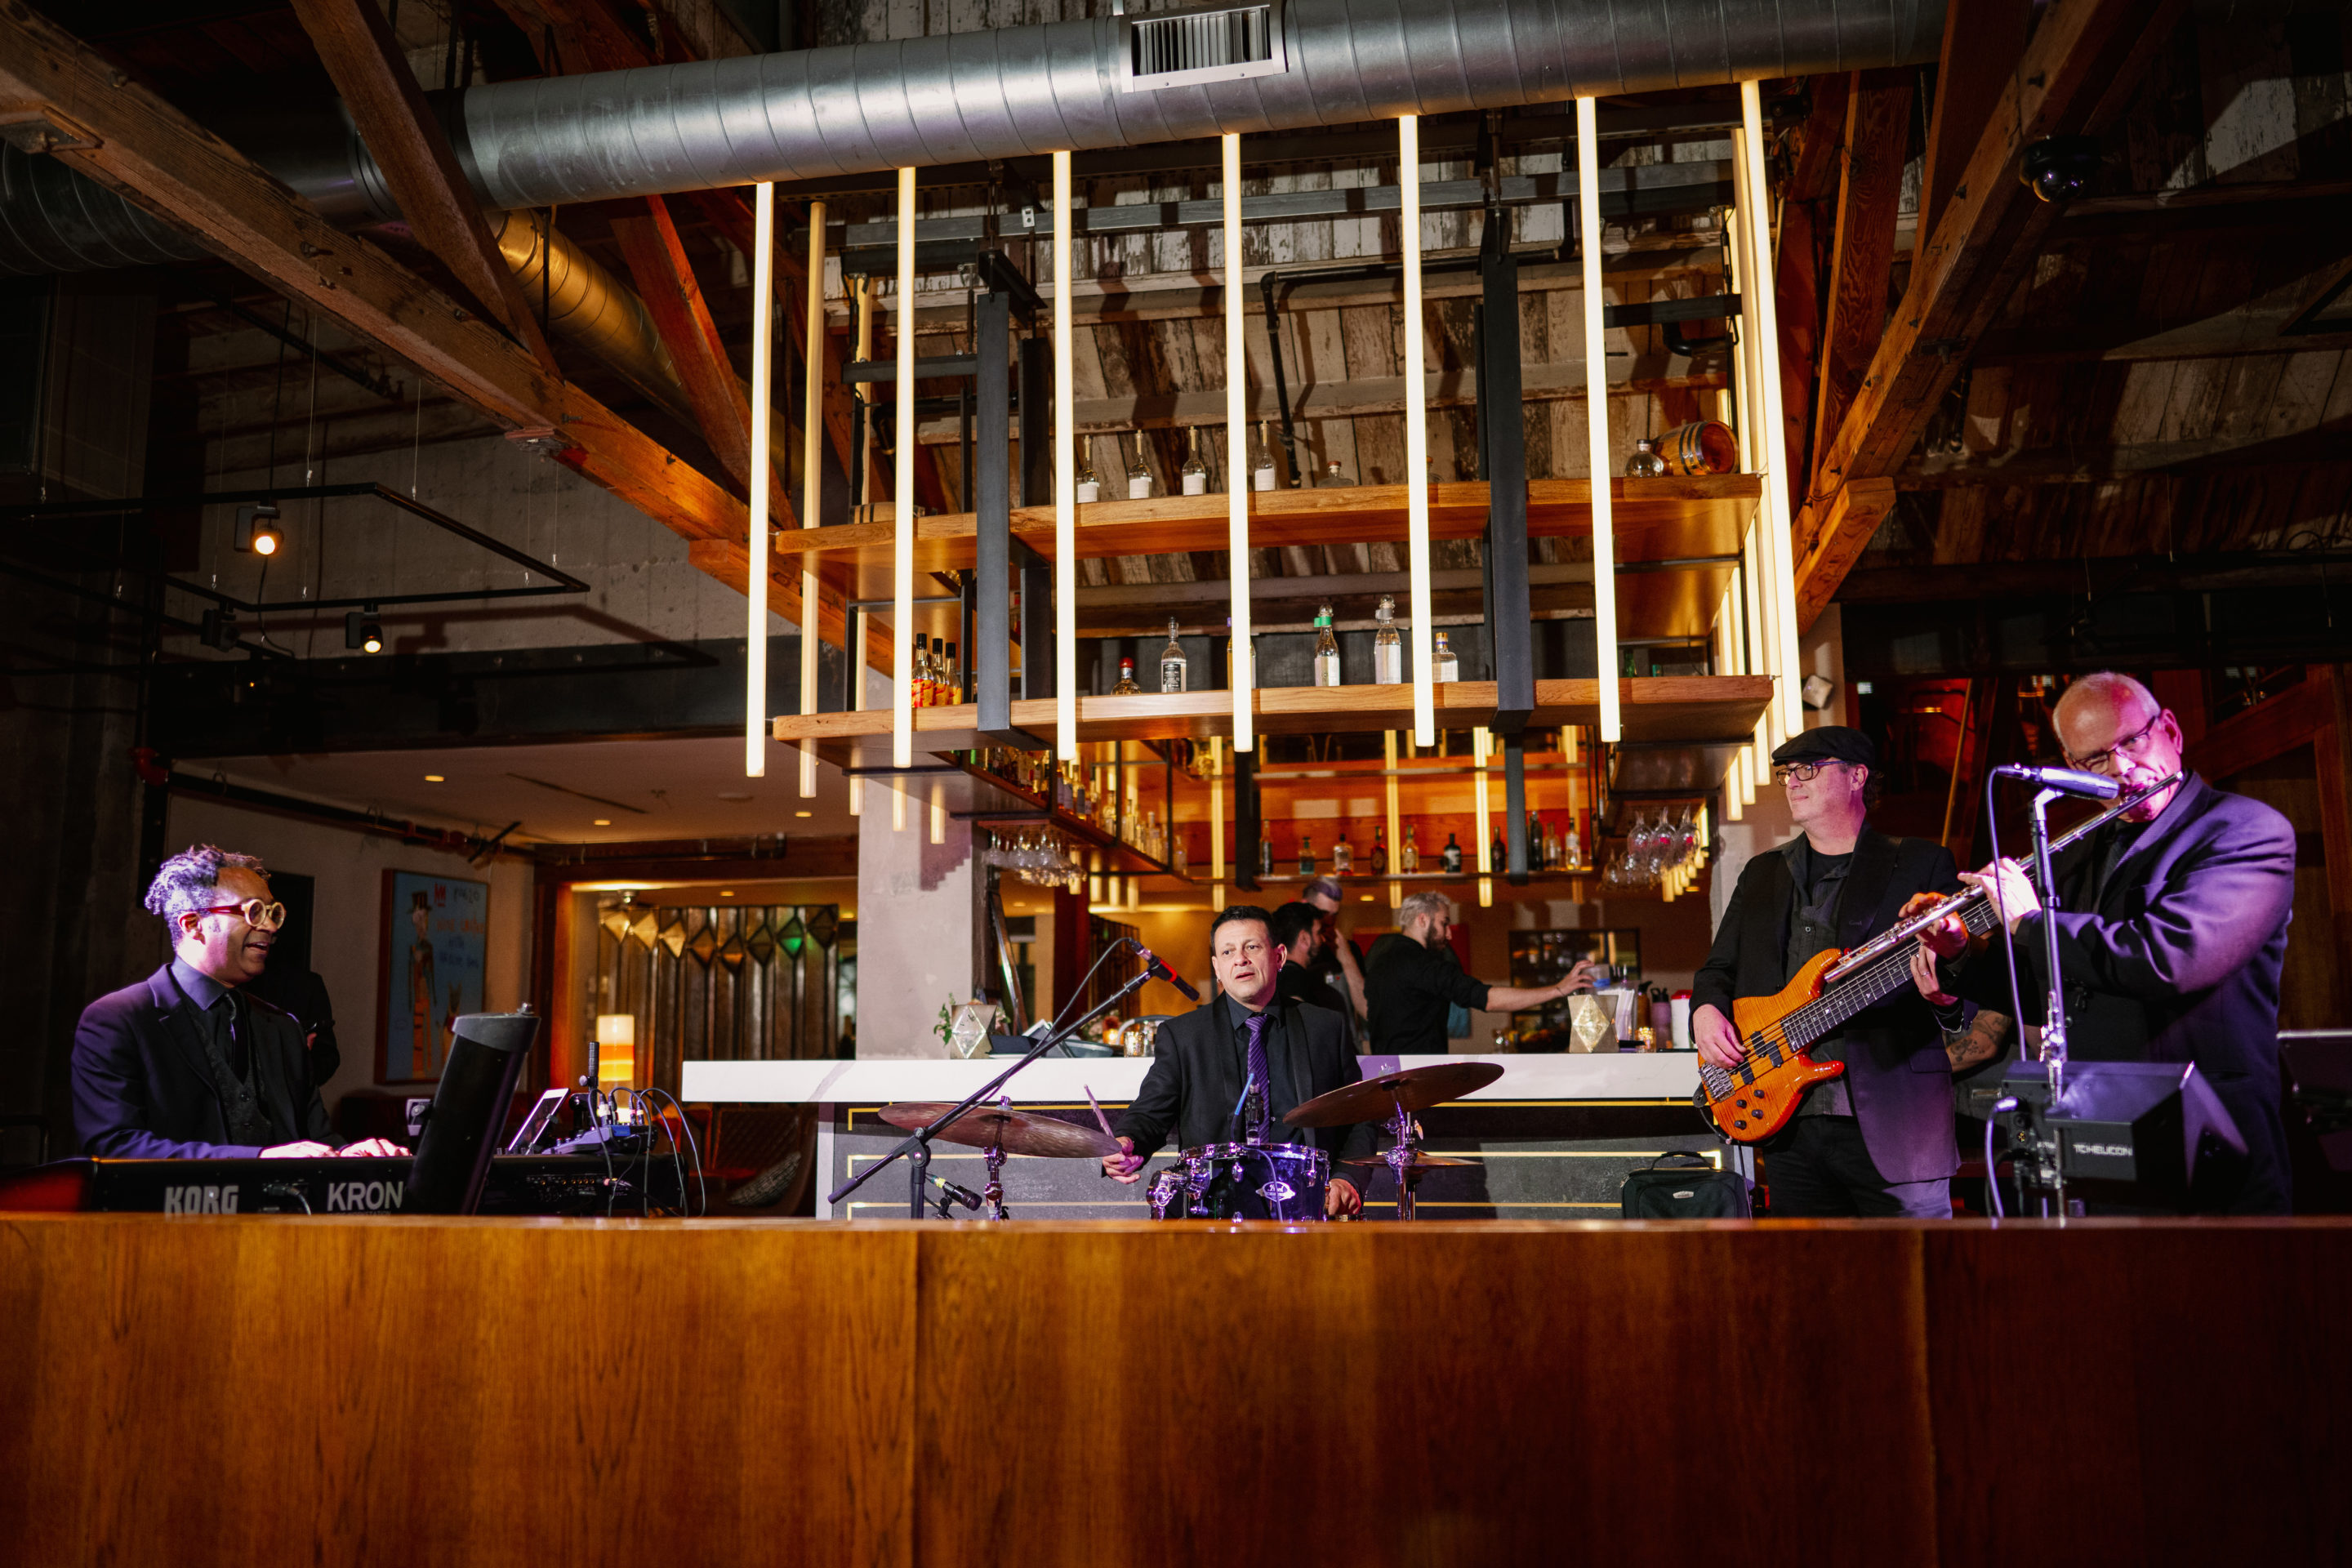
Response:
[853,773,977,1058]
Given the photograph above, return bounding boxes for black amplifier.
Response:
[0,1153,693,1216]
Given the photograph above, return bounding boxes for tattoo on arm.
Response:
[1946,1009,2011,1071]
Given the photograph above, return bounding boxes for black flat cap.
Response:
[1771,725,1877,770]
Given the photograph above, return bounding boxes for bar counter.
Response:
[4,1214,2345,1566]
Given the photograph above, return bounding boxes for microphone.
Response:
[929,1176,982,1212]
[1134,942,1201,1001]
[1993,764,2119,800]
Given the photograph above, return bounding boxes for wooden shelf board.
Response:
[771,676,1771,763]
[775,476,1761,600]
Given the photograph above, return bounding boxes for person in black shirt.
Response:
[1102,906,1371,1216]
[1364,891,1592,1055]
[1691,727,1967,1218]
[1270,900,1342,1014]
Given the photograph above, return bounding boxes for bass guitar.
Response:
[1695,770,2180,1143]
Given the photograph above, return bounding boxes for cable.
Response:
[644,1087,707,1217]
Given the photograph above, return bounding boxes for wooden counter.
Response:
[3,1216,2345,1566]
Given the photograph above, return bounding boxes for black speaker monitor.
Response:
[407,1008,541,1214]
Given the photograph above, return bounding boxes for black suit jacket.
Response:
[1114,993,1376,1169]
[72,964,334,1159]
[1950,774,2296,1214]
[1693,828,1963,1185]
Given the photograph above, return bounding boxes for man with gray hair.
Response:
[1362,891,1593,1055]
[1918,670,2296,1213]
[72,844,402,1160]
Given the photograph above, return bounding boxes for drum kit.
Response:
[878,1061,1501,1223]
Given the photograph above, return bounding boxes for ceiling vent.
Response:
[1120,2,1285,92]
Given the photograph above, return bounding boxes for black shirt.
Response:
[1781,839,1855,1117]
[1365,931,1490,1055]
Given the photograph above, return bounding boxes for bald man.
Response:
[1919,672,2296,1214]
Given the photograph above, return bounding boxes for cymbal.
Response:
[1283,1062,1506,1128]
[1340,1150,1477,1170]
[878,1102,1120,1159]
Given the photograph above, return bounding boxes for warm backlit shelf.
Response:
[771,676,1771,764]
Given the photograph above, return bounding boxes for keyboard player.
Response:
[71,844,404,1160]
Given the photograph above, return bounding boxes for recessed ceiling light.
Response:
[794,809,813,817]
[593,818,612,826]
[424,774,444,782]
[1360,893,1375,902]
[720,889,735,898]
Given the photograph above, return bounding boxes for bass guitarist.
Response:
[1690,728,1972,1218]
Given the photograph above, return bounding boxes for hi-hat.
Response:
[878,1102,1120,1159]
[1284,1062,1505,1128]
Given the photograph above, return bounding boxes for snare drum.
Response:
[1148,1141,1329,1222]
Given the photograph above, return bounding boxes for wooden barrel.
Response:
[1657,420,1739,475]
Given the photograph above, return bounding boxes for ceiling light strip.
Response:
[1400,113,1435,749]
[1575,96,1621,745]
[893,166,916,772]
[1055,149,1078,761]
[800,196,825,799]
[1741,79,1806,743]
[1223,131,1254,755]
[746,180,773,780]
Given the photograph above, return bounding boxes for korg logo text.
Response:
[163,1185,238,1214]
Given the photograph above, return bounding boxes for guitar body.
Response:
[1699,949,1850,1143]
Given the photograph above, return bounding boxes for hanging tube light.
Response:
[746,180,774,779]
[1224,132,1254,755]
[1576,97,1621,743]
[892,167,915,771]
[1400,114,1435,749]
[1741,80,1806,743]
[800,197,826,798]
[1054,150,1078,760]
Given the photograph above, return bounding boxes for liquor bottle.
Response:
[1526,811,1544,871]
[1298,835,1315,876]
[1258,838,1274,876]
[1441,832,1463,874]
[942,640,961,704]
[1546,819,1563,871]
[1373,595,1403,684]
[1173,830,1188,875]
[1111,657,1142,696]
[1180,427,1209,496]
[913,639,936,706]
[1253,423,1277,491]
[933,638,951,705]
[1490,825,1506,874]
[1370,825,1388,876]
[1626,438,1669,479]
[1126,448,1153,499]
[1312,604,1342,688]
[1401,826,1419,875]
[1075,454,1102,503]
[1432,630,1460,683]
[1158,617,1188,693]
[1333,828,1353,876]
[1321,458,1349,488]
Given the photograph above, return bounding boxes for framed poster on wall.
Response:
[377,870,488,1084]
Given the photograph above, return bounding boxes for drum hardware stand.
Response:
[1379,1094,1423,1223]
[829,942,1161,1219]
[981,1095,1011,1221]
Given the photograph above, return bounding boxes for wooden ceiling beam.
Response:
[287,0,562,379]
[1808,73,1913,498]
[1899,422,2352,487]
[1915,0,2031,246]
[1789,0,2189,630]
[1838,550,2352,603]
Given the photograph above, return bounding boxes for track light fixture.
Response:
[233,501,283,558]
[345,602,384,654]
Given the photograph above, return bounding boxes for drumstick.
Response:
[1083,1084,1118,1144]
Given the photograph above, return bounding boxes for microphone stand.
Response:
[2009,786,2075,1216]
[827,942,1166,1219]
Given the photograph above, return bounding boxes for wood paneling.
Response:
[4,1217,2346,1566]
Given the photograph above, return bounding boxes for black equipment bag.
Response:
[1619,1151,1750,1219]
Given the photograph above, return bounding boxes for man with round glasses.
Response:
[72,844,403,1160]
[1918,671,2296,1213]
[1690,727,1972,1216]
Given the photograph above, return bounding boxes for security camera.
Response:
[2019,136,2101,204]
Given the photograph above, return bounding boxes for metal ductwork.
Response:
[454,0,1945,207]
[0,135,691,426]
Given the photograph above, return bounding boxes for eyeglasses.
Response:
[1771,761,1843,784]
[189,899,287,932]
[2064,709,2165,773]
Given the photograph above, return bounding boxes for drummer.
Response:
[1102,905,1374,1216]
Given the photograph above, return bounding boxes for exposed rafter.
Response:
[1789,0,2190,629]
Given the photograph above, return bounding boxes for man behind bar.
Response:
[1691,728,1968,1218]
[1920,671,2297,1214]
[1363,891,1592,1056]
[72,844,403,1160]
[1102,905,1370,1217]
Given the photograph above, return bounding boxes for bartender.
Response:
[72,844,404,1160]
